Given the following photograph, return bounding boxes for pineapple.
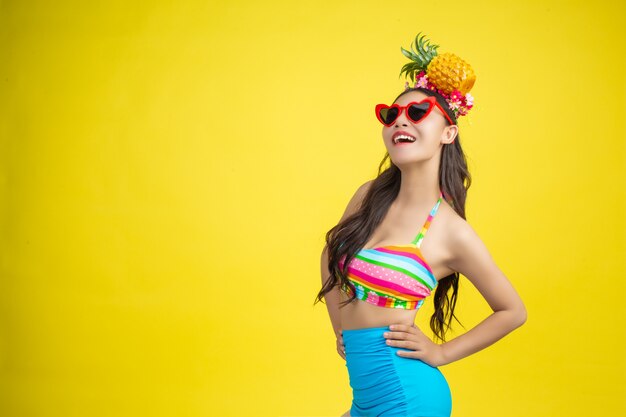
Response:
[399,32,476,95]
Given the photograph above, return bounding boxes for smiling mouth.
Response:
[393,134,416,144]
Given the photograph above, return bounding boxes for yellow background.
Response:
[1,1,624,416]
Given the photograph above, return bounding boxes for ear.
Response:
[441,124,458,144]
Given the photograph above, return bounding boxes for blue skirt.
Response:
[343,325,452,417]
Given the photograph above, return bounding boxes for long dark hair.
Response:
[314,87,471,342]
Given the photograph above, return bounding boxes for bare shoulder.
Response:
[337,179,374,223]
[434,200,470,260]
[439,203,485,269]
[439,202,475,241]
[434,198,494,275]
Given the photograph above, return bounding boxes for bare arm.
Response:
[440,220,527,365]
[321,180,372,339]
[321,245,343,338]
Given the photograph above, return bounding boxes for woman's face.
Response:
[381,91,457,167]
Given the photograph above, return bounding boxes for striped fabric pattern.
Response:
[339,191,444,310]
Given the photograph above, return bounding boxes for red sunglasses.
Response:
[375,96,456,126]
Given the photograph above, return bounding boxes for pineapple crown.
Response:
[399,32,476,121]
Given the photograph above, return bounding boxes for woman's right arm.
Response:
[320,180,373,340]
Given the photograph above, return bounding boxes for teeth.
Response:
[394,134,416,144]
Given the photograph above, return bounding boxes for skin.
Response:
[321,92,527,400]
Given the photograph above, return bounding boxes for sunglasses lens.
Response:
[378,107,399,125]
[407,102,431,123]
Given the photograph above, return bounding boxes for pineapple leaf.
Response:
[400,47,416,61]
[401,32,442,77]
[399,63,417,79]
[399,63,412,74]
[416,49,428,65]
[416,32,439,59]
[412,39,423,60]
[416,33,426,51]
[413,33,432,65]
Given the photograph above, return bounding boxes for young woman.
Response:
[314,40,527,415]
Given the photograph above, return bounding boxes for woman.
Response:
[314,34,527,416]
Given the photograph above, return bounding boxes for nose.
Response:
[394,108,410,127]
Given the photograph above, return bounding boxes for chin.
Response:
[391,153,430,166]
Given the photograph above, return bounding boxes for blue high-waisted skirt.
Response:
[343,325,452,417]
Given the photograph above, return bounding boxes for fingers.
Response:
[387,339,419,350]
[388,324,416,334]
[396,349,420,359]
[384,327,427,349]
[338,347,346,360]
[337,338,346,360]
[386,324,422,339]
[384,330,410,340]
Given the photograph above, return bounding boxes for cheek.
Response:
[382,127,393,142]
[413,121,441,141]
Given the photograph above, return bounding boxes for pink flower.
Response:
[446,96,462,111]
[416,74,429,88]
[449,90,463,101]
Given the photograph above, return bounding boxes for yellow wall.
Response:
[1,1,624,416]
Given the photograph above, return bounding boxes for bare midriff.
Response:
[338,289,418,330]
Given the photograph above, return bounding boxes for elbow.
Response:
[513,305,527,328]
[499,304,527,329]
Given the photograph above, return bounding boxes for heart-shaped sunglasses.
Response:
[375,96,456,126]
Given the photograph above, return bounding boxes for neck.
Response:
[394,160,441,209]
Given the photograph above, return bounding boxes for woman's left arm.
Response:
[440,220,527,365]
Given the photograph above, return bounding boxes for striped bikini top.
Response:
[338,191,444,310]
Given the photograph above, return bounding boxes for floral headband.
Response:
[399,32,476,120]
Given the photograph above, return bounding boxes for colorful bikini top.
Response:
[338,191,444,310]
